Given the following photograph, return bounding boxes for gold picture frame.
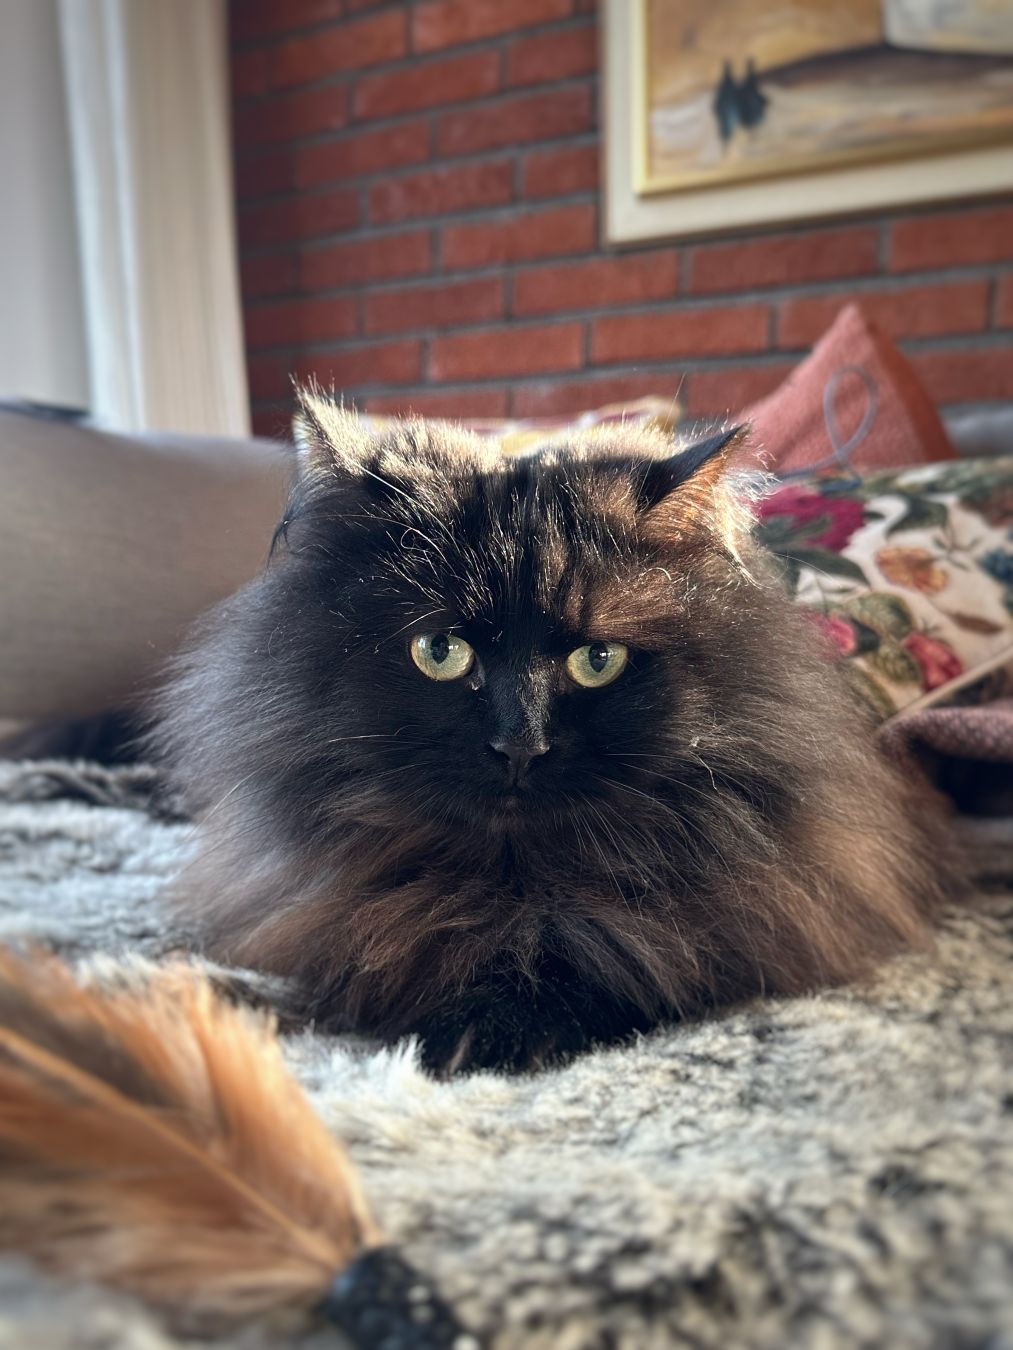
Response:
[603,0,1013,245]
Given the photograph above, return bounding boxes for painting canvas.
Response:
[640,0,1013,195]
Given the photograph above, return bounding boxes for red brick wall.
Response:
[230,0,1013,437]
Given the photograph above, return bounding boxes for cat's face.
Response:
[255,404,754,837]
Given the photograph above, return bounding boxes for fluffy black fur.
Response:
[155,395,961,1074]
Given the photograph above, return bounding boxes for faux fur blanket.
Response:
[0,759,1010,1350]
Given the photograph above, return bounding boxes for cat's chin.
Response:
[493,792,593,834]
[465,785,554,832]
[488,789,526,822]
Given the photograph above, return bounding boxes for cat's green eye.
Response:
[566,641,628,689]
[410,632,475,682]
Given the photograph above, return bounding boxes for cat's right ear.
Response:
[636,425,748,512]
[633,425,754,560]
[292,385,373,480]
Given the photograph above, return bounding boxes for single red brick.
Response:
[430,323,584,381]
[442,203,597,270]
[236,149,296,200]
[354,50,500,120]
[907,347,1013,404]
[511,373,680,419]
[364,278,504,334]
[233,48,269,99]
[365,388,511,419]
[264,9,406,90]
[247,353,293,403]
[412,0,572,53]
[294,341,424,388]
[369,162,513,225]
[506,23,597,86]
[437,86,593,157]
[690,227,880,295]
[996,277,1013,328]
[297,122,430,185]
[234,84,349,147]
[301,230,433,289]
[777,280,990,348]
[513,253,678,316]
[521,144,598,199]
[591,304,769,364]
[890,206,1013,272]
[684,363,797,419]
[245,295,359,350]
[239,188,359,247]
[231,0,345,44]
[240,251,298,299]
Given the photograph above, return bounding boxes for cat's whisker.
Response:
[598,766,730,832]
[600,775,760,907]
[569,812,600,889]
[581,801,641,919]
[593,798,695,897]
[322,732,414,744]
[591,774,665,811]
[602,758,726,812]
[585,793,669,867]
[590,774,717,875]
[180,770,260,842]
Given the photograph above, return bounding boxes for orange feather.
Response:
[0,948,467,1345]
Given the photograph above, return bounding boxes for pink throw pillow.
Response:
[738,304,957,476]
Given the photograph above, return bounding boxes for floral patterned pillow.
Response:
[752,457,1013,720]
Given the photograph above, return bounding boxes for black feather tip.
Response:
[320,1246,480,1350]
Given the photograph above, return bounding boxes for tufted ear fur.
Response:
[631,425,754,561]
[635,425,748,511]
[292,385,375,480]
[271,388,379,558]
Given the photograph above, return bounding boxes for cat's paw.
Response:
[416,1006,588,1077]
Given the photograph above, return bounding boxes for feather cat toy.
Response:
[0,946,472,1347]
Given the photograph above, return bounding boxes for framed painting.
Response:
[603,0,1013,244]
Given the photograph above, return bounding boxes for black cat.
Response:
[155,392,960,1074]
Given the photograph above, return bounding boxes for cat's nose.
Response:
[487,738,550,785]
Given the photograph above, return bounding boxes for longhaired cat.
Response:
[156,392,959,1074]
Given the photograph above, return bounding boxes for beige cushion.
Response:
[0,412,292,719]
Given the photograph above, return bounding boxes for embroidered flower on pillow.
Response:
[754,486,866,551]
[874,547,948,595]
[902,633,963,691]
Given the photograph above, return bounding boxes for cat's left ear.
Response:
[636,425,749,512]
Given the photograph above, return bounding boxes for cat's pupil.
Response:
[430,633,450,664]
[588,643,609,673]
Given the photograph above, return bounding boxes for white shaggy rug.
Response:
[0,759,1010,1350]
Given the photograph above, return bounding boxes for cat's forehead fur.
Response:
[292,395,753,637]
[296,390,685,476]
